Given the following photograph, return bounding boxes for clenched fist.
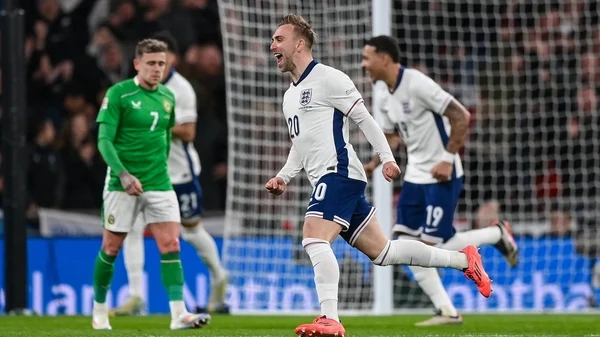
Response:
[265,177,287,196]
[382,161,401,182]
[430,161,453,181]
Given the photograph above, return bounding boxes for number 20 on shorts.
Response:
[314,183,327,201]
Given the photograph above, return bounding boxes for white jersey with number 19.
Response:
[280,61,367,187]
[379,67,464,184]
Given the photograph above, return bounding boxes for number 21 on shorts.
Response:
[180,192,198,214]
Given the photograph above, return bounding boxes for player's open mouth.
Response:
[274,53,283,64]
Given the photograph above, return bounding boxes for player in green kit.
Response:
[91,38,211,331]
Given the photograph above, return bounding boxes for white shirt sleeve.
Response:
[410,71,453,115]
[276,145,303,184]
[348,101,395,164]
[174,81,198,125]
[324,70,364,116]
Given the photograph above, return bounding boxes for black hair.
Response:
[150,31,179,56]
[365,35,400,63]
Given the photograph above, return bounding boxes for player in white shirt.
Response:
[111,32,229,317]
[266,15,493,337]
[361,35,519,326]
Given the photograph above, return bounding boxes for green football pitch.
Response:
[0,314,598,336]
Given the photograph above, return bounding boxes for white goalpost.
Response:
[218,0,600,314]
[370,0,394,315]
[218,0,390,314]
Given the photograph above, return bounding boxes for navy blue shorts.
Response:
[173,177,204,220]
[305,173,375,246]
[394,177,463,243]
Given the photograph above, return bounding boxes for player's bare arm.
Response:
[443,99,470,154]
[430,99,470,181]
[172,122,196,142]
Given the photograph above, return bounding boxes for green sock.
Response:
[93,251,117,303]
[160,252,184,301]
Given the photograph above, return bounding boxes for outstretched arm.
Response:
[348,101,395,165]
[348,102,400,181]
[364,92,400,176]
[364,132,399,172]
[324,70,400,181]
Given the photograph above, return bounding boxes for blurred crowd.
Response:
[0,0,228,228]
[0,0,598,240]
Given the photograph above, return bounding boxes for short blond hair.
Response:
[135,38,168,59]
[278,14,317,50]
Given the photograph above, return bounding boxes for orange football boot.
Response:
[295,315,346,337]
[460,245,493,298]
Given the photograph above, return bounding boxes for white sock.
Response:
[181,224,227,282]
[302,238,340,322]
[93,301,108,320]
[440,226,502,251]
[124,216,146,299]
[374,240,468,270]
[169,300,187,320]
[93,301,107,313]
[409,266,458,316]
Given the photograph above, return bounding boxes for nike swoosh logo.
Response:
[424,227,437,233]
[307,203,319,210]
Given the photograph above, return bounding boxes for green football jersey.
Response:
[97,77,176,192]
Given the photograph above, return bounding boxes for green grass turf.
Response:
[0,314,598,336]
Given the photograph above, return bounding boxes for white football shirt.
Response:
[379,67,464,184]
[163,69,201,185]
[281,61,367,187]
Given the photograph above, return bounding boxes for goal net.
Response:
[390,1,600,312]
[218,0,376,313]
[219,0,600,313]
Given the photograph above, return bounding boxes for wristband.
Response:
[441,151,455,164]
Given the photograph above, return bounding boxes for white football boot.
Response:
[415,306,463,326]
[92,301,112,330]
[170,312,211,330]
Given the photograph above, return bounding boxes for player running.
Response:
[110,32,229,317]
[361,35,519,326]
[92,38,210,330]
[266,15,493,337]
